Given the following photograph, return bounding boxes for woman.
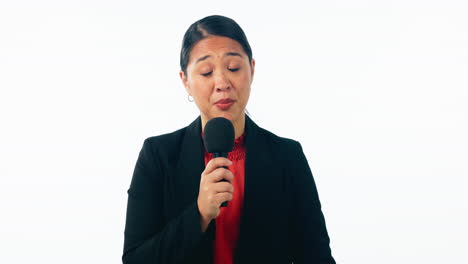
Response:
[123,15,336,264]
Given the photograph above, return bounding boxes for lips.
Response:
[215,98,235,104]
[215,98,235,110]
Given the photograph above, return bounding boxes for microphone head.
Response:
[203,117,235,153]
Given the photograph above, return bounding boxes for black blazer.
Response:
[123,115,335,264]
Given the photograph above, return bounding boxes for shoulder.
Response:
[254,126,313,181]
[256,125,303,155]
[141,126,187,159]
[144,127,186,149]
[142,116,200,151]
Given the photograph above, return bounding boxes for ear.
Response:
[250,59,256,83]
[179,70,191,95]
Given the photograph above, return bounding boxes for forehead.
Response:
[189,36,246,63]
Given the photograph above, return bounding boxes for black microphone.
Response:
[203,117,235,207]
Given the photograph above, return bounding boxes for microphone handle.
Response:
[213,152,229,207]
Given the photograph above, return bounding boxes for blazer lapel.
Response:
[173,116,205,214]
[235,115,281,263]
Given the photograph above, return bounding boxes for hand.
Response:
[197,157,234,231]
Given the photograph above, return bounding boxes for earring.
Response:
[188,94,194,102]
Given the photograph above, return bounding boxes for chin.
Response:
[214,113,233,120]
[221,111,245,122]
[210,111,236,122]
[205,107,245,123]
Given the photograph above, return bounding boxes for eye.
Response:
[229,68,240,72]
[201,71,212,77]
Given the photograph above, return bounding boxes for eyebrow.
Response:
[195,52,243,64]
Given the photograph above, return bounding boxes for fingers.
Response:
[215,192,233,204]
[200,177,234,193]
[213,181,234,194]
[198,157,234,221]
[204,157,232,175]
[202,160,234,184]
[209,168,234,184]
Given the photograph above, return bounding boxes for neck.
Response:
[201,113,246,139]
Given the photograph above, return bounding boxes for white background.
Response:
[1,0,467,263]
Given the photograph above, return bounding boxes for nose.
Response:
[214,71,231,92]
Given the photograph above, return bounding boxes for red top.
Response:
[204,133,246,264]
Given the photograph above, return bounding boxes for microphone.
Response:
[203,117,235,207]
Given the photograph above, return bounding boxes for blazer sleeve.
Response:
[289,141,336,264]
[122,138,211,264]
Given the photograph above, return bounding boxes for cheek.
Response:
[189,78,213,100]
[235,73,252,94]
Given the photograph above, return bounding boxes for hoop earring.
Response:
[188,94,194,102]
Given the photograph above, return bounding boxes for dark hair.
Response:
[180,15,253,74]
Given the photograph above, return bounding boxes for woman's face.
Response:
[180,35,255,128]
